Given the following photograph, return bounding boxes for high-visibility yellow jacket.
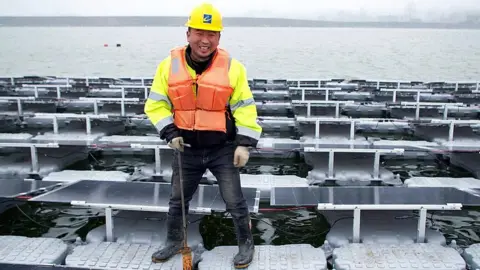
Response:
[144,47,262,148]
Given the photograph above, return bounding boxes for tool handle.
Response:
[177,150,189,248]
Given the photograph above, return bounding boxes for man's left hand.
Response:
[233,146,249,167]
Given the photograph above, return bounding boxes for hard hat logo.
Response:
[203,14,212,24]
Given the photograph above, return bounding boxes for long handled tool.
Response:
[177,148,192,270]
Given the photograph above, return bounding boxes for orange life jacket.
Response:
[167,46,233,133]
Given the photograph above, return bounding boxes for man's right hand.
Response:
[168,137,184,152]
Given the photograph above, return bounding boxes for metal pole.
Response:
[177,149,192,269]
[177,150,188,246]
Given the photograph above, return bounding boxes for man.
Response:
[144,2,262,269]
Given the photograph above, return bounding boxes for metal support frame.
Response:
[0,142,59,173]
[289,87,342,101]
[443,81,480,92]
[83,77,149,87]
[296,116,410,141]
[292,100,354,118]
[107,85,151,100]
[317,203,462,243]
[21,84,72,98]
[34,113,109,135]
[10,86,151,108]
[400,101,465,120]
[305,147,404,180]
[379,88,432,102]
[297,116,480,147]
[375,81,415,90]
[0,96,35,116]
[289,80,323,88]
[371,80,438,90]
[71,200,212,242]
[293,100,468,121]
[427,119,480,145]
[78,97,139,117]
[130,143,170,175]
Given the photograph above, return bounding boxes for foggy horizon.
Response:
[1,0,480,23]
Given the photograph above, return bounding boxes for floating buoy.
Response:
[103,43,121,47]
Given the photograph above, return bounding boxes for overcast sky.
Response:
[0,0,479,20]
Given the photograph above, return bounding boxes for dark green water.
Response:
[1,153,480,252]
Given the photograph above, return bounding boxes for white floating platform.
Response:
[463,243,480,270]
[405,177,480,188]
[333,243,466,270]
[66,242,183,270]
[323,211,445,248]
[1,236,477,270]
[0,236,68,265]
[86,211,204,248]
[199,244,327,270]
[43,170,131,182]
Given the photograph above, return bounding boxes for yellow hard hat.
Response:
[185,3,223,32]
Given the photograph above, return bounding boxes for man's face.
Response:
[187,28,220,61]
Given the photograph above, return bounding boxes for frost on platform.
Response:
[0,236,68,265]
[43,170,131,182]
[66,242,182,270]
[199,244,327,270]
[333,243,466,270]
[463,243,480,270]
[324,211,445,248]
[405,177,480,188]
[86,211,204,247]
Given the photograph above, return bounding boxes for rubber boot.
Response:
[152,214,183,263]
[232,216,255,269]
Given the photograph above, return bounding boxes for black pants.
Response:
[168,142,249,221]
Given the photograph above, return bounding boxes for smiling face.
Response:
[186,28,221,62]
